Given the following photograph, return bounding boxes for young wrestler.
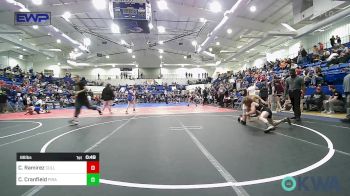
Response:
[238,95,291,133]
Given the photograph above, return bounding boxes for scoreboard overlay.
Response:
[16,153,100,186]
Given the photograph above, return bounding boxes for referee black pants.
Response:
[74,99,98,117]
[289,90,301,119]
[219,94,224,107]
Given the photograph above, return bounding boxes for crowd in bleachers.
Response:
[210,38,350,115]
[1,35,350,117]
[113,84,187,104]
[0,65,77,113]
[0,65,189,113]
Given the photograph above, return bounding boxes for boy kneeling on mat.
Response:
[238,95,291,133]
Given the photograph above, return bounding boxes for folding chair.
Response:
[7,101,15,112]
[234,96,243,110]
[15,101,24,112]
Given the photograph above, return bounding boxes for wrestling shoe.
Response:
[264,125,275,133]
[97,108,102,115]
[70,119,79,126]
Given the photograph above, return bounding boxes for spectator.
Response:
[81,77,87,85]
[312,45,321,62]
[326,50,339,62]
[101,83,115,114]
[297,46,308,64]
[203,87,208,105]
[330,35,336,48]
[0,89,7,113]
[218,84,226,107]
[280,59,287,70]
[312,67,324,86]
[313,45,319,55]
[305,87,325,111]
[223,91,232,108]
[322,85,344,114]
[259,81,269,102]
[320,49,330,61]
[164,89,168,104]
[247,82,258,96]
[336,35,341,45]
[303,69,312,87]
[267,81,274,109]
[318,42,324,51]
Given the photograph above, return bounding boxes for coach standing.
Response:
[285,68,305,122]
[343,73,350,122]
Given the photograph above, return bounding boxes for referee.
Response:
[284,68,305,122]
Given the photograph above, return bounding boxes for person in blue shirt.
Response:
[126,86,136,114]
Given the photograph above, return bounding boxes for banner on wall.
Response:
[15,12,51,26]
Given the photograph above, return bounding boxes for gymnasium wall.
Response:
[138,68,160,78]
[31,64,216,81]
[251,20,350,68]
[301,20,350,50]
[0,52,33,70]
[160,67,215,79]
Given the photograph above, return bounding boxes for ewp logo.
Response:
[15,12,51,26]
[281,176,341,192]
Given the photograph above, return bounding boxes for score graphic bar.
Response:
[16,153,100,186]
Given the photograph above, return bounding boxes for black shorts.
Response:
[261,107,272,118]
[75,99,89,109]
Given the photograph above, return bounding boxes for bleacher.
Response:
[134,84,185,95]
[304,85,344,96]
[0,75,23,86]
[95,78,193,86]
[0,72,74,110]
[273,62,349,82]
[112,84,187,104]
